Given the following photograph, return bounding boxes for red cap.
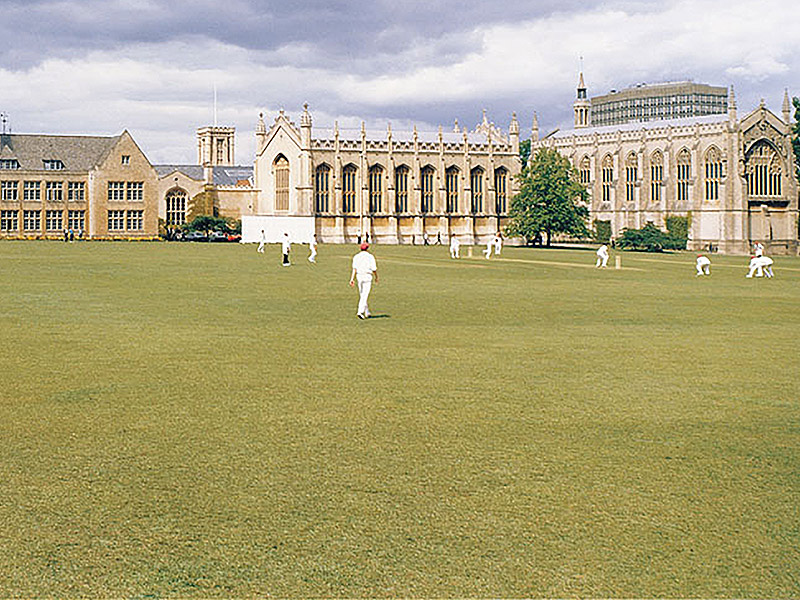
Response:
[360,243,369,250]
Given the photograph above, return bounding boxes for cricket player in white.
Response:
[747,256,774,278]
[257,229,266,253]
[696,254,711,276]
[281,232,291,266]
[596,244,609,268]
[449,235,460,259]
[493,233,503,256]
[483,238,493,259]
[753,241,764,257]
[308,234,318,263]
[349,243,378,319]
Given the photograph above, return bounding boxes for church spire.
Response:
[782,88,792,124]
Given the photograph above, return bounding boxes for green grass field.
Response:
[0,240,798,598]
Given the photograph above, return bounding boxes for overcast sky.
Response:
[1,0,798,163]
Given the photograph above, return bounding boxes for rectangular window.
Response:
[46,209,63,231]
[314,167,330,213]
[470,170,483,213]
[68,210,85,231]
[24,181,41,201]
[107,209,125,231]
[420,168,434,213]
[43,160,65,171]
[108,181,125,201]
[368,168,383,213]
[126,209,143,231]
[1,210,18,231]
[121,155,130,166]
[677,164,691,202]
[68,181,85,202]
[45,181,63,202]
[1,180,18,201]
[626,166,637,203]
[494,169,507,214]
[651,165,663,203]
[23,210,41,231]
[0,159,20,170]
[126,181,143,202]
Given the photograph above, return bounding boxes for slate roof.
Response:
[549,113,729,140]
[0,133,120,171]
[312,128,498,145]
[154,164,253,186]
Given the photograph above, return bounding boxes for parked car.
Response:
[183,231,208,242]
[209,231,229,242]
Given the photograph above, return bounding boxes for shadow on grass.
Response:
[367,314,391,319]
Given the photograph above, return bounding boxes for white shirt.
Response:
[352,251,377,281]
[450,237,460,249]
[282,238,291,253]
[597,245,609,257]
[755,256,773,267]
[696,256,711,266]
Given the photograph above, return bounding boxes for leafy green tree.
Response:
[519,139,531,165]
[616,222,686,252]
[184,215,231,235]
[505,147,589,246]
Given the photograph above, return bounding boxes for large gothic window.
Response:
[495,167,508,214]
[368,165,383,213]
[314,164,330,213]
[342,164,357,213]
[625,153,637,204]
[420,166,435,213]
[601,155,613,204]
[445,167,459,213]
[704,147,722,202]
[395,165,409,213]
[274,155,290,211]
[676,148,691,203]
[746,141,782,197]
[650,151,663,204]
[470,167,484,213]
[579,156,591,186]
[165,188,187,225]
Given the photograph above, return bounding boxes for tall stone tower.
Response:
[574,72,591,129]
[197,126,235,167]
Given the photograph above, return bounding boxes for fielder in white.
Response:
[449,235,460,259]
[257,229,266,253]
[308,234,318,263]
[281,232,291,266]
[483,238,493,259]
[696,254,711,276]
[349,243,378,319]
[747,256,774,278]
[596,244,609,268]
[753,241,764,257]
[493,233,503,256]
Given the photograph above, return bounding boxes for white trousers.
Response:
[308,248,317,262]
[596,256,608,267]
[747,265,763,277]
[357,278,372,316]
[257,241,265,253]
[696,264,710,275]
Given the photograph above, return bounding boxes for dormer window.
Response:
[43,159,65,170]
[0,159,20,170]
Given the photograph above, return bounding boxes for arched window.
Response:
[746,141,782,198]
[470,167,484,213]
[274,155,290,211]
[579,156,591,186]
[445,167,459,213]
[314,164,330,213]
[368,165,383,213]
[342,164,357,213]
[495,167,508,214]
[420,166,435,213]
[650,151,663,204]
[395,165,409,213]
[216,141,225,164]
[625,153,637,204]
[676,148,691,203]
[165,188,187,225]
[601,155,613,204]
[704,147,722,202]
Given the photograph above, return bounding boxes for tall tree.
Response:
[505,147,589,246]
[519,139,531,165]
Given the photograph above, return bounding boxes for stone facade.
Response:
[533,76,798,255]
[0,131,158,239]
[252,106,522,244]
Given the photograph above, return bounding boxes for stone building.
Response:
[533,74,798,255]
[0,131,158,239]
[252,105,522,244]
